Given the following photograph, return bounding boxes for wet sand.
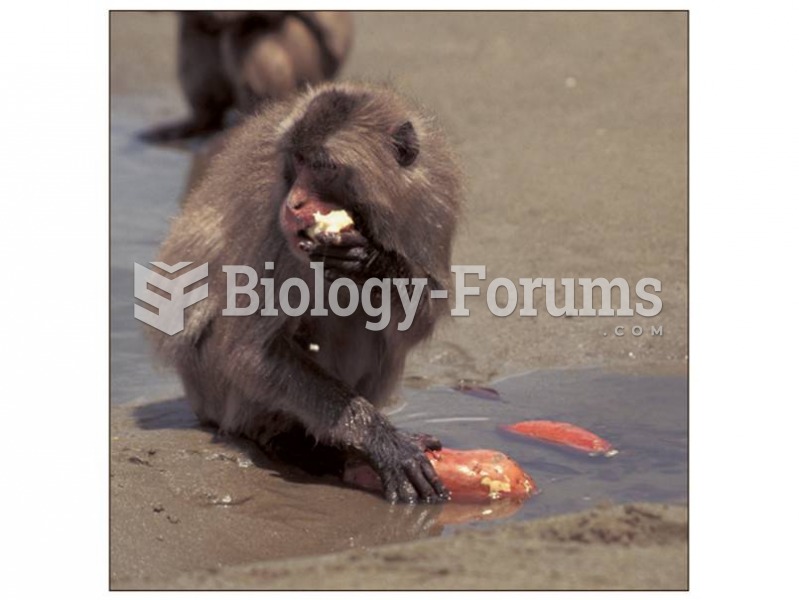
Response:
[170,503,687,590]
[110,11,687,590]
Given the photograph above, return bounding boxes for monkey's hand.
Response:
[265,338,448,504]
[366,430,450,504]
[300,233,408,284]
[405,432,443,453]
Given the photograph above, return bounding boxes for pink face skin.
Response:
[279,179,343,259]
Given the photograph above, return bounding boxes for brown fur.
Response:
[151,83,461,503]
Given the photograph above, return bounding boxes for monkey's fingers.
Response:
[421,460,450,500]
[375,440,449,503]
[310,250,375,283]
[381,471,413,504]
[384,487,402,504]
[308,244,370,262]
[320,259,366,282]
[403,456,449,504]
[406,432,443,452]
[382,466,436,504]
[397,478,420,504]
[314,229,368,247]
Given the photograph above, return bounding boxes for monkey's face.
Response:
[274,84,456,268]
[277,132,420,262]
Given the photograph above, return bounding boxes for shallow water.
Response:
[111,110,190,405]
[394,369,687,527]
[117,367,686,536]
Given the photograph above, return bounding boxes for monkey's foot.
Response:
[138,117,223,144]
[263,427,348,477]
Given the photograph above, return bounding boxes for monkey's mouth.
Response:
[280,199,363,257]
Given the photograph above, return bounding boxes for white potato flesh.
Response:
[308,210,354,237]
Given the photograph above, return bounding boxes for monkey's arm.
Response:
[254,333,449,503]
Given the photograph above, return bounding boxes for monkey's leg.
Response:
[138,114,227,143]
[263,424,348,477]
[139,16,234,143]
[257,335,450,504]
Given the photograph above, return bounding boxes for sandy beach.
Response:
[110,11,687,590]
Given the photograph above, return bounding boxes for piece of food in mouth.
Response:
[343,447,538,503]
[306,209,354,239]
[501,420,618,457]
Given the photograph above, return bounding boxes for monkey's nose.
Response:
[287,185,310,211]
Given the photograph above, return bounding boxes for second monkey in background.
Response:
[142,11,354,142]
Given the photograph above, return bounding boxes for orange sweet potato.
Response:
[501,420,617,456]
[343,447,537,504]
[428,448,537,502]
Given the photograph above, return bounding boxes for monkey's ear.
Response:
[391,121,420,167]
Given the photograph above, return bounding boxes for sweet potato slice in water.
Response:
[501,420,617,456]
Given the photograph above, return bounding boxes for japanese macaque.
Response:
[152,83,462,503]
[140,11,354,142]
